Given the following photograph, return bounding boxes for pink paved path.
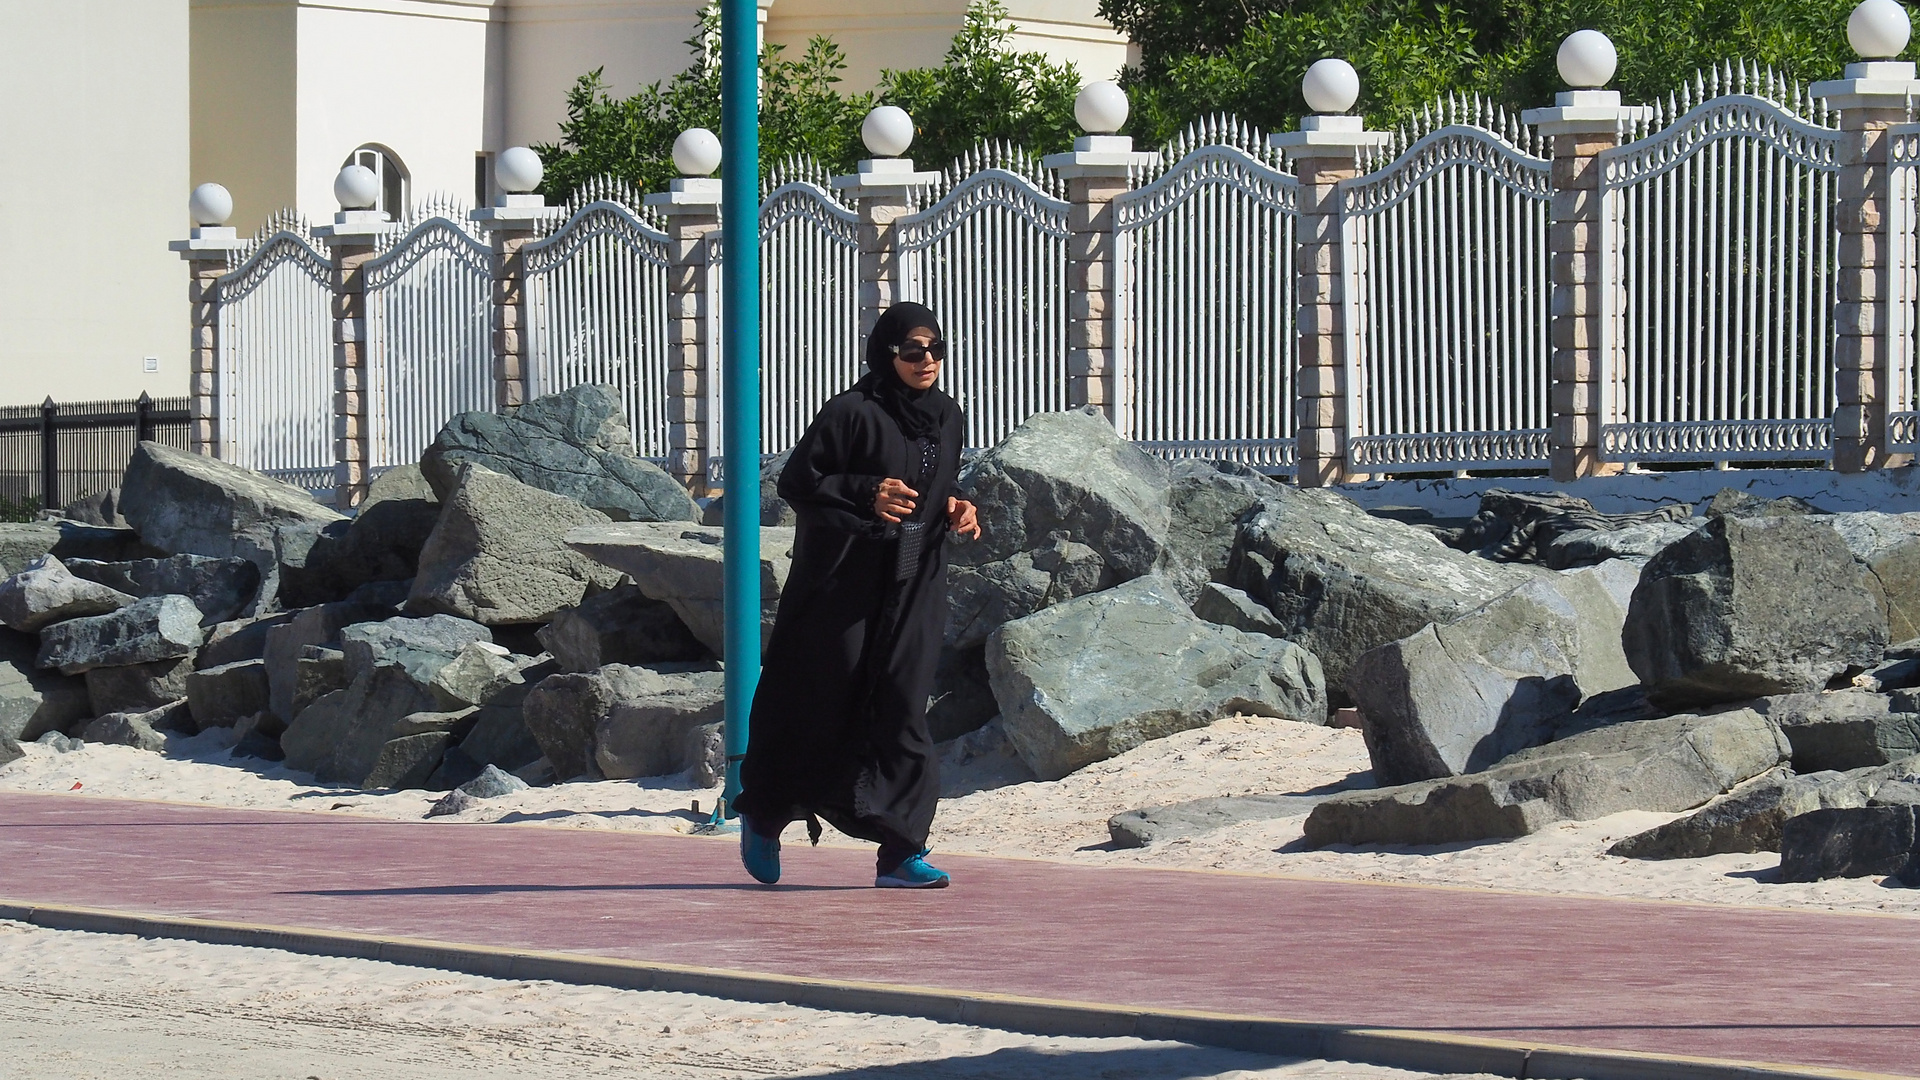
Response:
[1,792,1916,1075]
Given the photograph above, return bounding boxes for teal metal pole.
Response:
[718,0,760,819]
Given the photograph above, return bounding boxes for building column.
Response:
[1814,58,1920,472]
[472,173,558,414]
[646,176,724,492]
[169,188,245,457]
[1045,135,1155,426]
[1525,87,1648,482]
[315,207,389,511]
[1274,115,1388,487]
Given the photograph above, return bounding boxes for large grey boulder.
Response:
[198,611,296,669]
[536,585,710,673]
[64,554,259,626]
[1543,520,1699,570]
[185,659,271,730]
[0,521,162,578]
[1608,766,1875,859]
[1754,690,1920,772]
[278,690,349,776]
[117,441,344,587]
[261,592,405,721]
[565,522,794,657]
[520,663,724,782]
[84,657,193,718]
[339,615,492,686]
[0,736,20,770]
[82,708,171,753]
[1109,793,1345,848]
[947,535,1116,651]
[1229,486,1542,697]
[1444,489,1693,566]
[1351,560,1642,786]
[1302,708,1790,848]
[1625,515,1888,707]
[281,662,473,786]
[1164,459,1288,586]
[420,384,698,523]
[278,497,440,609]
[0,630,89,744]
[700,450,795,527]
[408,466,622,626]
[987,576,1326,781]
[1778,805,1919,881]
[362,729,456,790]
[1191,582,1287,637]
[0,555,137,632]
[37,595,206,675]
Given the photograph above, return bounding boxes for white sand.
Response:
[0,919,1494,1080]
[3,717,1917,918]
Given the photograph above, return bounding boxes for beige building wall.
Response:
[0,0,191,407]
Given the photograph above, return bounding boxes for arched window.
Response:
[345,145,409,216]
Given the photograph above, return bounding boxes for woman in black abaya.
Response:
[733,302,980,889]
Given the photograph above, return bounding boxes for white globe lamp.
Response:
[672,128,723,176]
[496,146,544,194]
[1074,81,1130,134]
[189,183,233,227]
[334,164,380,210]
[862,106,915,158]
[1850,0,1912,58]
[1301,59,1361,114]
[1557,29,1618,89]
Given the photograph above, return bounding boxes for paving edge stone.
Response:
[0,898,1903,1080]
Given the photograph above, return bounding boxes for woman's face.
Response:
[891,326,943,391]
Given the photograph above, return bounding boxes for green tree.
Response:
[1098,0,1905,147]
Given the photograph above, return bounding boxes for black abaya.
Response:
[733,380,964,863]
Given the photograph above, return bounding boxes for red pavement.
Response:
[1,792,1916,1076]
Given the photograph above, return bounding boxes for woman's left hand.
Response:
[946,497,981,540]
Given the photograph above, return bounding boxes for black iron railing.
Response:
[0,393,191,510]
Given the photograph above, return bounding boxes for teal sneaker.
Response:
[739,817,781,885]
[875,850,950,889]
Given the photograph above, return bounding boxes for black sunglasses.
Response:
[890,340,947,362]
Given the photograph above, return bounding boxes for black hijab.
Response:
[856,302,954,440]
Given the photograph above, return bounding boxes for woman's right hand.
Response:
[874,478,918,523]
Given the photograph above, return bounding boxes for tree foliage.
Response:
[534,2,1080,203]
[1098,0,1909,146]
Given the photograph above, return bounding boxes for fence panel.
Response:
[1340,108,1553,472]
[758,176,862,455]
[1117,119,1298,471]
[0,398,191,508]
[1888,123,1920,453]
[363,203,494,472]
[523,199,674,458]
[214,222,336,492]
[1598,78,1844,463]
[898,148,1070,450]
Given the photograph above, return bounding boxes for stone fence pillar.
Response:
[170,184,246,457]
[1814,58,1920,472]
[315,167,390,511]
[471,188,556,416]
[835,157,941,340]
[1273,108,1388,488]
[1045,131,1155,425]
[646,175,724,492]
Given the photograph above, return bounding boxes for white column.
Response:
[314,166,390,511]
[833,107,941,339]
[169,184,245,458]
[472,148,561,414]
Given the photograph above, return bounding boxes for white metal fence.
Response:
[215,216,336,492]
[1118,118,1298,470]
[362,199,494,472]
[1889,122,1920,453]
[1599,66,1844,463]
[756,162,863,455]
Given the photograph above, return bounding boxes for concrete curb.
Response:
[0,897,1904,1080]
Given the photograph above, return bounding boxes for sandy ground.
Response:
[3,716,1917,917]
[0,920,1495,1080]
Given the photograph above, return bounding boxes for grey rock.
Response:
[278,690,350,776]
[1542,520,1699,570]
[420,384,698,523]
[364,462,436,508]
[426,641,525,710]
[935,718,1039,798]
[1811,512,1920,644]
[64,488,126,528]
[118,441,344,594]
[536,585,710,673]
[594,666,725,780]
[82,707,173,753]
[281,655,471,786]
[84,656,193,718]
[1229,485,1543,698]
[946,535,1116,651]
[1352,560,1642,786]
[1302,708,1791,848]
[426,788,480,817]
[0,521,163,578]
[262,594,404,721]
[1624,515,1888,707]
[1607,767,1876,859]
[35,731,79,754]
[926,645,997,743]
[0,630,90,744]
[1778,805,1919,881]
[0,555,137,631]
[987,576,1327,781]
[1707,489,1821,519]
[1873,778,1920,807]
[683,721,726,787]
[459,763,530,799]
[0,735,19,769]
[565,522,794,657]
[228,710,288,763]
[64,554,259,626]
[1165,459,1287,586]
[1850,654,1920,693]
[408,465,622,626]
[1755,690,1920,772]
[340,614,493,686]
[37,595,206,675]
[1190,582,1286,637]
[185,660,271,730]
[0,523,61,579]
[1109,792,1348,849]
[198,613,293,669]
[291,647,347,720]
[278,497,440,609]
[700,450,795,527]
[452,701,546,775]
[363,730,454,790]
[1446,489,1694,566]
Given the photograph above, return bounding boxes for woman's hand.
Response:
[946,497,981,540]
[874,478,918,523]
